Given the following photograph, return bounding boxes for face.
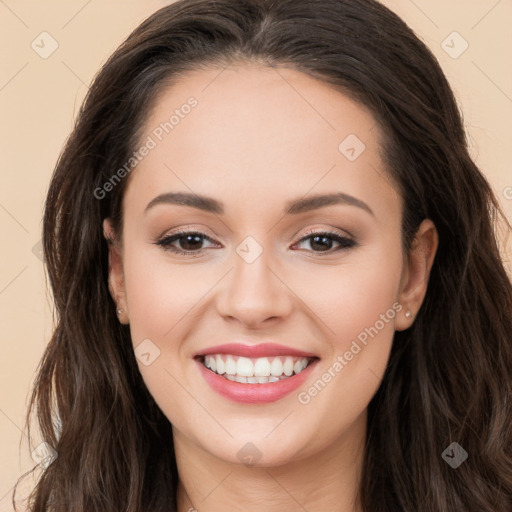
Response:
[105,63,437,467]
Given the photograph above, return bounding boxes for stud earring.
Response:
[405,309,412,318]
[117,308,124,315]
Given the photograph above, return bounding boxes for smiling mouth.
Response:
[198,354,317,384]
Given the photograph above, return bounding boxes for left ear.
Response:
[395,218,439,331]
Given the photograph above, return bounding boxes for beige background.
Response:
[1,0,511,509]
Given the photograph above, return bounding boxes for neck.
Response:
[174,412,366,512]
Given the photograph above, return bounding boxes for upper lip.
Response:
[194,343,318,359]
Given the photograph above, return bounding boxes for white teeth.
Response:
[293,359,306,374]
[270,358,283,376]
[224,375,285,383]
[254,357,271,377]
[236,356,253,377]
[216,356,225,375]
[283,357,294,376]
[225,355,236,375]
[202,354,313,382]
[205,355,216,372]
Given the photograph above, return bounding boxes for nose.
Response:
[216,244,293,329]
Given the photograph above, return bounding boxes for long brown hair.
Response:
[15,0,512,510]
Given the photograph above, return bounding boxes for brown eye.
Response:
[294,231,356,254]
[155,231,218,255]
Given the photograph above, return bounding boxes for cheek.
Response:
[296,242,403,348]
[123,245,214,343]
[291,245,403,432]
[121,246,210,429]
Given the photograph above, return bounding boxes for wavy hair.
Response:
[15,0,512,510]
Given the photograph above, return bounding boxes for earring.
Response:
[117,308,124,315]
[405,309,412,318]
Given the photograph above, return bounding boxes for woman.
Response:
[16,0,512,510]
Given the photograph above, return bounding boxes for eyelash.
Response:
[154,227,357,257]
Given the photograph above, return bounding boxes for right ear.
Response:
[103,218,129,324]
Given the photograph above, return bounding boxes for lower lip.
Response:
[196,358,319,404]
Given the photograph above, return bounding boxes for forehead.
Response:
[144,62,379,159]
[123,63,400,222]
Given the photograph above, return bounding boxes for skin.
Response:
[104,62,438,512]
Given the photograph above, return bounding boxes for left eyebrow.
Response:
[284,192,375,217]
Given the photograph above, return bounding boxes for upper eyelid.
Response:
[299,226,355,240]
[158,229,218,244]
[160,220,355,237]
